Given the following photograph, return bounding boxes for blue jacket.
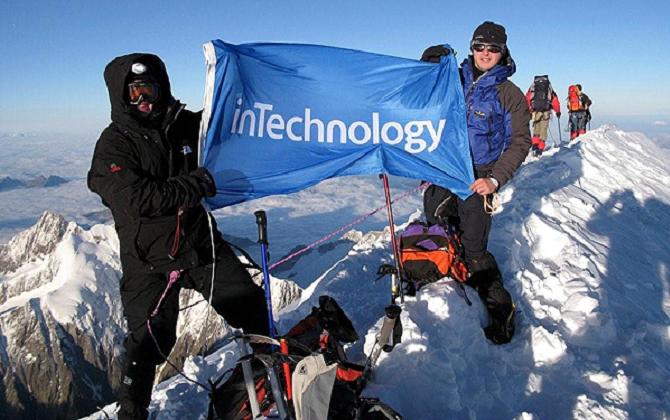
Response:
[460,56,531,186]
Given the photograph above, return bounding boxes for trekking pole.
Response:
[557,117,562,144]
[361,304,402,388]
[380,174,404,304]
[234,333,262,418]
[255,210,277,341]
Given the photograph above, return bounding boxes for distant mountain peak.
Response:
[0,211,68,274]
[0,175,68,192]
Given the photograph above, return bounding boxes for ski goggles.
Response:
[471,43,503,54]
[128,81,160,105]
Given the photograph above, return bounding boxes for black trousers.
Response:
[424,185,513,319]
[117,242,268,418]
[424,183,491,260]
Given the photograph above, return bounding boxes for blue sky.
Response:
[1,0,669,137]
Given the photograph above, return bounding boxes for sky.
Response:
[1,0,669,137]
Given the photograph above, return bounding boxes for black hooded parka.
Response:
[88,53,216,274]
[88,53,269,418]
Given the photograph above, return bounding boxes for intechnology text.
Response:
[231,100,446,154]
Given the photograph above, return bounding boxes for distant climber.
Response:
[526,75,561,155]
[567,84,592,140]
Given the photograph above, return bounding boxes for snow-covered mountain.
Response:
[0,212,124,419]
[0,213,300,419]
[1,125,669,419]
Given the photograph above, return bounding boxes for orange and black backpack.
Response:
[399,221,469,285]
[567,85,583,112]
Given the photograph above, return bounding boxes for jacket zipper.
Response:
[163,104,185,176]
[486,111,494,153]
[131,104,187,269]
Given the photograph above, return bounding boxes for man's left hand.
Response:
[420,45,451,63]
[470,178,496,196]
[190,167,217,197]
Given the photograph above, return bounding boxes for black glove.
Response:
[420,45,451,63]
[556,112,561,118]
[316,296,358,343]
[190,167,216,198]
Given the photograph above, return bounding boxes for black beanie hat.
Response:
[471,21,507,48]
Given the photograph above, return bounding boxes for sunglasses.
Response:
[472,43,503,54]
[128,82,160,105]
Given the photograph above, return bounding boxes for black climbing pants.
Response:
[117,243,268,419]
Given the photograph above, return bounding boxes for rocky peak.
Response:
[0,211,68,274]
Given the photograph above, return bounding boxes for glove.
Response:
[420,45,451,63]
[190,167,216,198]
[556,112,561,118]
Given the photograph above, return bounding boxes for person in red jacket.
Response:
[567,84,592,139]
[526,75,561,156]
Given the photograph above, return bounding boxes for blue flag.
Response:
[200,40,474,209]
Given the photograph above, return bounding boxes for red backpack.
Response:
[567,85,583,111]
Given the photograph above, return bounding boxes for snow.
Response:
[0,222,121,325]
[2,125,670,419]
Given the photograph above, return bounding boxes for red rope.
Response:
[267,181,429,272]
[151,269,182,318]
[168,208,184,259]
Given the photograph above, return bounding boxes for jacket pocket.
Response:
[136,214,179,267]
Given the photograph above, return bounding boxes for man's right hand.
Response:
[420,45,451,63]
[190,167,216,197]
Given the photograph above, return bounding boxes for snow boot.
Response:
[531,136,545,156]
[118,359,156,420]
[117,401,149,420]
[484,303,516,345]
[466,254,516,345]
[532,146,542,157]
